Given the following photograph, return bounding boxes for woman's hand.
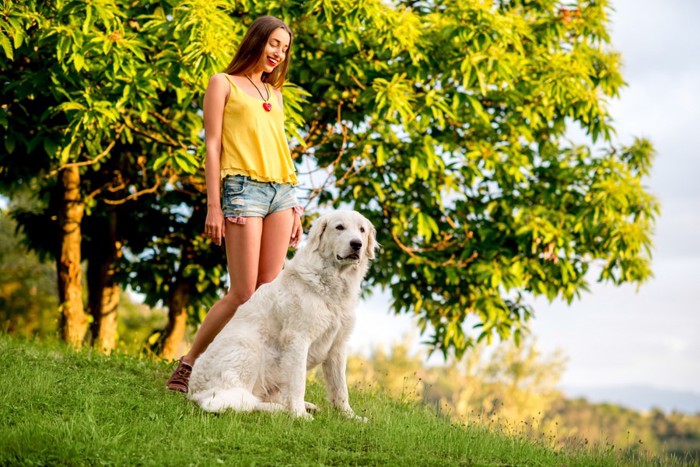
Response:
[290,210,302,248]
[204,206,226,246]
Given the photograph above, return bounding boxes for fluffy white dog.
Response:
[188,210,377,420]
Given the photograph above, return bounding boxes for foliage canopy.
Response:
[0,0,658,356]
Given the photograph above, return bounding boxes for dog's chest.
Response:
[305,313,351,369]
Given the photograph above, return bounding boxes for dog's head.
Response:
[305,210,377,266]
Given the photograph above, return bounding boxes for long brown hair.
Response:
[222,16,293,89]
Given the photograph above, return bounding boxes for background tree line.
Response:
[345,337,700,462]
[1,0,658,358]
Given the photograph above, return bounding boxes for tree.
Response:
[2,0,658,357]
[0,0,224,349]
[286,0,658,356]
[2,1,146,347]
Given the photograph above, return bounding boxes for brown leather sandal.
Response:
[166,359,192,393]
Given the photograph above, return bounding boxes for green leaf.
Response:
[467,96,490,125]
[152,155,168,171]
[60,144,72,164]
[72,52,85,72]
[416,212,436,242]
[0,34,12,60]
[43,139,58,157]
[56,102,86,112]
[5,133,16,154]
[371,181,385,202]
[376,145,387,166]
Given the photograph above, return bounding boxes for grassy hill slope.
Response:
[0,335,665,466]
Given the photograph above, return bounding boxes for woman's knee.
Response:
[256,275,276,288]
[224,287,255,308]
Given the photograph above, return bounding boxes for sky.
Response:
[348,0,700,408]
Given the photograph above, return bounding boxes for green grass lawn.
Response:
[0,334,670,466]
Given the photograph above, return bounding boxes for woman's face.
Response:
[255,27,290,74]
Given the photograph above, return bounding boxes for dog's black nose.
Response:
[350,240,362,251]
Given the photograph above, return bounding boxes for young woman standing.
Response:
[167,16,302,392]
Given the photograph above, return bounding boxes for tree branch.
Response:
[46,126,124,177]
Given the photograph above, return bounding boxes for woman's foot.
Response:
[166,358,192,393]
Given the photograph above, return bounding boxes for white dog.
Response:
[188,210,377,420]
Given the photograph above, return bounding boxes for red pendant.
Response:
[263,102,272,112]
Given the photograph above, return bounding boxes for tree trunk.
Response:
[87,210,120,354]
[94,283,120,353]
[57,166,88,349]
[88,275,120,354]
[155,240,196,360]
[159,281,191,360]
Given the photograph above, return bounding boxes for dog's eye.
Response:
[335,225,345,231]
[360,227,365,233]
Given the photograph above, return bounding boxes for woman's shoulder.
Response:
[209,73,232,85]
[206,73,234,93]
[205,74,234,104]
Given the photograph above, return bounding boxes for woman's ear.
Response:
[305,217,328,252]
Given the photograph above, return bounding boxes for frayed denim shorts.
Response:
[222,175,300,225]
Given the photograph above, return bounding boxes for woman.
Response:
[167,16,302,393]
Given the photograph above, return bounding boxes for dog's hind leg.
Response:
[254,401,286,413]
[191,388,263,414]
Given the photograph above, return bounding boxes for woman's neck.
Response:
[245,70,264,83]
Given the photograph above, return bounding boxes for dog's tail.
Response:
[189,388,285,414]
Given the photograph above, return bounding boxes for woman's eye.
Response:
[335,225,345,230]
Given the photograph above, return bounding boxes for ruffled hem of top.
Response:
[220,167,298,185]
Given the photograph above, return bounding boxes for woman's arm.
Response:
[274,87,303,248]
[290,207,302,248]
[202,74,229,246]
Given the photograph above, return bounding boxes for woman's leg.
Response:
[167,210,293,392]
[181,218,264,365]
[257,208,295,286]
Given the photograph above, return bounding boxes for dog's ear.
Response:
[306,217,328,252]
[366,225,378,260]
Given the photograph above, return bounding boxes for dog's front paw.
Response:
[291,404,314,420]
[292,409,314,421]
[349,413,368,423]
[342,409,367,423]
[304,401,319,413]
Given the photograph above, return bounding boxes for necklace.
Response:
[244,74,272,112]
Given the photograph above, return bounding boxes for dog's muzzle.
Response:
[337,239,362,261]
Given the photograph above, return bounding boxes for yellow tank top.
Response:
[219,75,298,184]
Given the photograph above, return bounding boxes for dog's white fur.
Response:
[187,210,376,419]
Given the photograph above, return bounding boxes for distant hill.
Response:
[563,384,700,414]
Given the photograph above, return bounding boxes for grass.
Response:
[0,334,674,466]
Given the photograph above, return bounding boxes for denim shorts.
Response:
[222,175,299,224]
